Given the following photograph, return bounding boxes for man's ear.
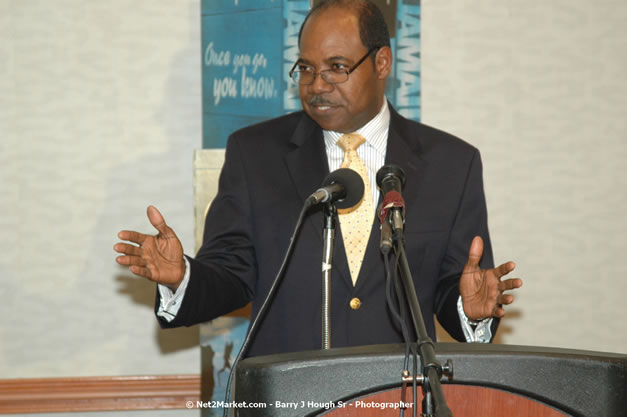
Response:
[375,46,393,80]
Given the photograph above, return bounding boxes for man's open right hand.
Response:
[114,205,185,291]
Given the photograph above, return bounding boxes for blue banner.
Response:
[202,0,420,148]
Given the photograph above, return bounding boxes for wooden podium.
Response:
[233,343,626,417]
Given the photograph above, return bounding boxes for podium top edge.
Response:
[239,342,627,367]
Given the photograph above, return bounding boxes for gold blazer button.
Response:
[350,297,362,310]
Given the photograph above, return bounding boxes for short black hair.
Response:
[298,0,391,52]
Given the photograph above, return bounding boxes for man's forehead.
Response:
[306,4,358,24]
[299,13,363,60]
[300,6,360,43]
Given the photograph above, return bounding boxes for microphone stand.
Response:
[391,226,453,417]
[321,203,337,349]
[221,168,362,417]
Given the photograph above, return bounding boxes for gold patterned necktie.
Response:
[337,133,375,285]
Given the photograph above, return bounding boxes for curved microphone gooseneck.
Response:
[221,168,364,417]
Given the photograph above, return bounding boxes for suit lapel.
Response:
[284,113,330,244]
[355,106,425,290]
[384,108,425,216]
[284,113,356,288]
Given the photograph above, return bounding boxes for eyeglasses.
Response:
[289,47,380,85]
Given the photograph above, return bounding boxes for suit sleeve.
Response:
[434,149,496,341]
[156,135,255,328]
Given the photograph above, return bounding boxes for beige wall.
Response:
[424,1,627,352]
[0,0,625,382]
[1,0,202,378]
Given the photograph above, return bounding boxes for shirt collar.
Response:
[323,98,390,154]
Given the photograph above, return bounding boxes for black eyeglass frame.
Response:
[289,47,381,85]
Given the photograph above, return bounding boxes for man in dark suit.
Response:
[115,0,522,357]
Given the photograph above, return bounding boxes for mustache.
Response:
[308,95,337,107]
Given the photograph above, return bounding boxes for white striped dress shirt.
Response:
[323,99,389,207]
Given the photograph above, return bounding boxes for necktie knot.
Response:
[337,133,366,152]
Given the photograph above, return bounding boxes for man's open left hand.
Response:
[459,236,523,321]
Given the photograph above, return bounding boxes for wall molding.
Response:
[0,374,200,414]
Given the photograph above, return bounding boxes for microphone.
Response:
[376,164,406,195]
[306,168,365,209]
[376,165,406,251]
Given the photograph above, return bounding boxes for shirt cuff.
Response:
[156,257,191,322]
[457,296,493,343]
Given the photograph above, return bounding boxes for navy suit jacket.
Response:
[158,105,494,357]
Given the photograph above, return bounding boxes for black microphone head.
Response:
[376,164,406,192]
[322,168,364,209]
